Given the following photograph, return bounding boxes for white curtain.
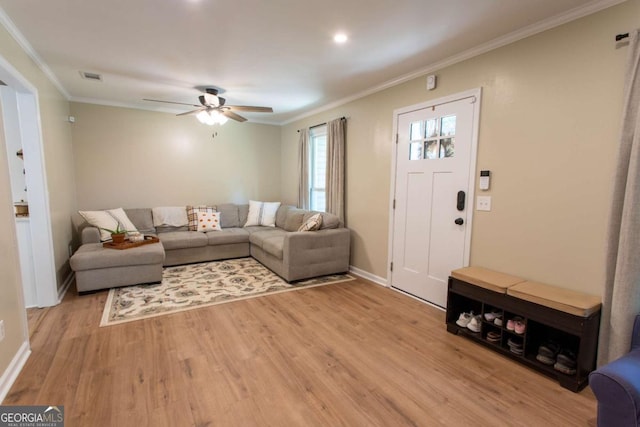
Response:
[598,29,640,365]
[297,128,309,210]
[326,118,345,223]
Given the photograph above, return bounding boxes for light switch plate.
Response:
[0,320,5,342]
[477,196,491,211]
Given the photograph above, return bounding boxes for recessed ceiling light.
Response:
[333,33,348,44]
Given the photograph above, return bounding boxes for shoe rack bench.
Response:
[446,267,601,392]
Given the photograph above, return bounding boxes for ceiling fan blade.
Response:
[221,110,247,122]
[143,98,200,107]
[177,108,206,116]
[225,105,273,113]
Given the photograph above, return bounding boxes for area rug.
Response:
[100,257,354,326]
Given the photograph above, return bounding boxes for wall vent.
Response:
[79,71,102,81]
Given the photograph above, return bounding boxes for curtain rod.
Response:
[616,33,629,41]
[297,116,346,133]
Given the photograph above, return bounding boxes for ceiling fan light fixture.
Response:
[196,109,228,126]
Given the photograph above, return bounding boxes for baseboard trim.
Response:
[348,266,388,287]
[0,340,31,403]
[57,272,74,304]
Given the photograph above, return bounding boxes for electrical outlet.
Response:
[476,196,492,211]
[0,320,5,342]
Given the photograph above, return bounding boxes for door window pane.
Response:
[409,142,422,160]
[425,140,438,159]
[426,119,438,138]
[440,138,455,158]
[441,115,456,136]
[410,121,422,141]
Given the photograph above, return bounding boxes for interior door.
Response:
[391,95,477,307]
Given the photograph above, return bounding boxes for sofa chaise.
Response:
[70,203,351,293]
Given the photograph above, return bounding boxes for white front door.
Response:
[390,92,479,307]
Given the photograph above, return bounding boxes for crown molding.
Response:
[281,0,627,125]
[0,6,70,99]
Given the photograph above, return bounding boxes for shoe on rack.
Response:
[514,319,526,335]
[557,349,577,368]
[467,315,482,333]
[456,312,473,328]
[484,310,501,322]
[538,342,560,359]
[486,331,501,343]
[536,353,555,365]
[494,317,503,327]
[553,361,576,375]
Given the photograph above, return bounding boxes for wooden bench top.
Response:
[507,281,601,317]
[451,266,525,294]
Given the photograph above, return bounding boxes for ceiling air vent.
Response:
[79,71,102,81]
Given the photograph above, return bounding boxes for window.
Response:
[309,125,327,211]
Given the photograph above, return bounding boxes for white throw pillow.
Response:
[298,213,323,232]
[79,210,120,241]
[107,208,138,233]
[244,200,281,227]
[196,211,222,232]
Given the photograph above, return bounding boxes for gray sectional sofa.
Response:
[70,203,351,293]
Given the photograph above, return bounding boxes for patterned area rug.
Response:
[100,257,354,326]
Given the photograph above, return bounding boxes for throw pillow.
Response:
[78,209,125,242]
[196,211,221,232]
[298,213,323,232]
[107,208,138,234]
[187,206,217,231]
[244,200,281,227]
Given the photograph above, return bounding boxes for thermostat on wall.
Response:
[479,170,491,190]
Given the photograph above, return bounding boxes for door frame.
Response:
[387,88,482,299]
[0,53,58,308]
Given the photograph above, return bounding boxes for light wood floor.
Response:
[6,277,597,426]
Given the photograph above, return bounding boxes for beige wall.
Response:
[0,23,75,384]
[70,103,282,209]
[282,1,639,296]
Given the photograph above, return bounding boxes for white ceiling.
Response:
[0,0,623,124]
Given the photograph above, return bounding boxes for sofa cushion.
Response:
[157,231,208,250]
[124,208,155,233]
[303,211,340,229]
[217,203,240,228]
[298,213,323,231]
[70,242,165,270]
[239,204,249,227]
[283,208,306,232]
[262,236,284,259]
[275,205,294,228]
[206,228,250,245]
[249,228,288,249]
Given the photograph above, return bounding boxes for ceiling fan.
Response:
[143,88,273,125]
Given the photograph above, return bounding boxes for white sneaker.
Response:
[467,315,482,333]
[456,312,473,327]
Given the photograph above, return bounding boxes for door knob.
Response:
[455,218,464,225]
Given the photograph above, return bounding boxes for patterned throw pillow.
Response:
[298,213,323,232]
[244,200,281,227]
[196,211,221,232]
[187,206,217,231]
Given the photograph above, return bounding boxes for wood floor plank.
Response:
[5,277,597,426]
